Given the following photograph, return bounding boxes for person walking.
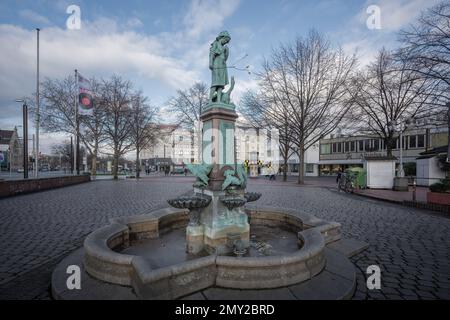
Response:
[336,168,343,190]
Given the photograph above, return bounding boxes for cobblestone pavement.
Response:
[1,176,449,300]
[247,179,450,300]
[0,178,192,299]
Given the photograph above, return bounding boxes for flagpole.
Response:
[74,69,78,175]
[35,28,40,178]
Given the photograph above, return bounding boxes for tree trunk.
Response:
[385,137,395,157]
[136,147,140,179]
[297,148,305,185]
[91,153,97,176]
[91,144,98,176]
[113,147,119,180]
[283,156,288,182]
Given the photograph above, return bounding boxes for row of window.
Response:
[320,135,426,155]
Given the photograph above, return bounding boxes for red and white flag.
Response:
[78,73,94,116]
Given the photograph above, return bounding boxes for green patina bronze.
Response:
[222,164,247,191]
[209,31,232,105]
[186,163,213,188]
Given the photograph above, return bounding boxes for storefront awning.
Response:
[318,159,363,165]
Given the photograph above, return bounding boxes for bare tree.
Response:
[39,75,107,175]
[399,2,450,88]
[240,91,295,181]
[51,140,72,170]
[167,82,209,126]
[130,91,159,178]
[167,82,209,163]
[258,30,356,184]
[40,76,77,135]
[79,78,107,176]
[99,75,134,180]
[351,48,440,156]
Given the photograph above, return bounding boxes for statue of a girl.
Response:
[209,31,231,103]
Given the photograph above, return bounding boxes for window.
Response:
[337,143,342,153]
[373,139,379,151]
[418,135,425,148]
[409,135,417,149]
[345,142,350,152]
[350,141,356,152]
[359,140,364,152]
[364,140,370,151]
[320,144,331,154]
[179,136,183,142]
[332,143,337,153]
[306,164,314,173]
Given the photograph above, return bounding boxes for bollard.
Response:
[412,179,416,202]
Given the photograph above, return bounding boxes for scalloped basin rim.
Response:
[83,206,341,299]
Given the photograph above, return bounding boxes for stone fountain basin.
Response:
[82,206,341,300]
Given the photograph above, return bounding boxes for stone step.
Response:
[326,238,369,258]
[182,247,357,300]
[53,245,359,300]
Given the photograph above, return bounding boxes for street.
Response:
[0,176,449,300]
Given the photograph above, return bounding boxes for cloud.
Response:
[183,0,241,38]
[125,17,144,29]
[19,9,51,26]
[356,0,441,31]
[1,0,244,153]
[0,17,200,152]
[337,0,440,68]
[0,19,199,100]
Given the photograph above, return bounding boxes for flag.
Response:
[78,73,94,116]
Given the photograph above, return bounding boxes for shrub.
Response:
[429,178,450,193]
[403,162,416,176]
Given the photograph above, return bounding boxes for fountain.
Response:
[51,30,368,300]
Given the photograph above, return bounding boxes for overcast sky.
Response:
[0,0,441,153]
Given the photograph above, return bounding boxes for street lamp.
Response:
[15,99,28,179]
[388,117,413,178]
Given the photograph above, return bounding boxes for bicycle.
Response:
[338,173,355,194]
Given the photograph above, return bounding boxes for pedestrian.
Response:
[336,168,343,186]
[269,167,276,181]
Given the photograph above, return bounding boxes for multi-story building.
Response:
[141,124,200,171]
[318,127,448,176]
[141,121,321,176]
[235,120,320,176]
[0,128,23,171]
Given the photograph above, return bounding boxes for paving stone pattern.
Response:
[1,177,449,300]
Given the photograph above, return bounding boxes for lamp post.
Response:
[388,118,413,178]
[15,99,28,179]
[447,102,450,162]
[35,28,40,178]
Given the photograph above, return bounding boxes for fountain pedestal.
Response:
[187,188,249,255]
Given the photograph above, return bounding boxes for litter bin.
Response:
[345,167,367,189]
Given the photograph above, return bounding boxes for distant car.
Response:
[17,168,24,173]
[171,167,185,175]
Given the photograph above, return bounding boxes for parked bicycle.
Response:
[338,172,355,194]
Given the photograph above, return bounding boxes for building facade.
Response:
[318,127,448,176]
[141,121,321,176]
[141,124,200,171]
[0,128,23,171]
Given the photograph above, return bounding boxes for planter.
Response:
[427,191,450,206]
[393,177,409,191]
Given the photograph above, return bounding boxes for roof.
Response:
[0,130,14,145]
[419,145,448,156]
[364,155,397,161]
